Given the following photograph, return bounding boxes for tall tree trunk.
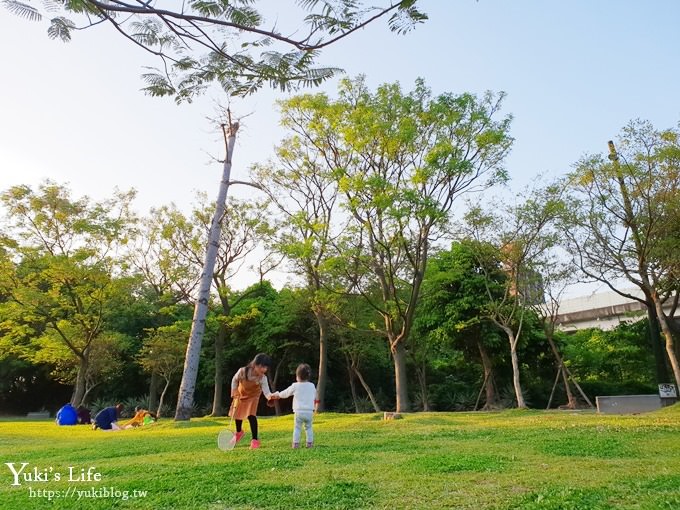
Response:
[175,122,239,421]
[546,366,561,409]
[211,323,227,416]
[477,341,499,409]
[503,327,526,408]
[344,352,361,413]
[158,378,171,418]
[561,363,595,408]
[349,373,360,413]
[315,310,329,412]
[391,339,410,412]
[271,354,286,417]
[149,372,160,411]
[71,355,88,407]
[646,302,670,384]
[609,143,672,386]
[80,382,99,407]
[413,362,429,411]
[652,294,680,389]
[353,365,381,412]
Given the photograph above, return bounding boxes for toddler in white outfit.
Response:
[270,363,318,448]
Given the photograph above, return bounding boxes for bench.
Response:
[26,411,51,419]
[596,395,662,415]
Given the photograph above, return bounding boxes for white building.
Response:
[557,288,668,331]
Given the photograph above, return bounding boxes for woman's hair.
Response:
[250,353,272,369]
[244,353,273,379]
[296,363,311,381]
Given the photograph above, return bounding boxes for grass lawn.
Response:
[1,406,679,509]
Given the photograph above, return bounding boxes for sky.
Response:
[1,0,679,293]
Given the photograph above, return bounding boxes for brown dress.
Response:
[229,368,263,420]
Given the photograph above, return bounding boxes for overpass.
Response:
[556,288,676,332]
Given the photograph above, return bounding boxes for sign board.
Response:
[658,384,677,398]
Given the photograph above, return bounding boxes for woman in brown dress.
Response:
[229,353,273,449]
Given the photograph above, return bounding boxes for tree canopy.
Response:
[4,0,427,100]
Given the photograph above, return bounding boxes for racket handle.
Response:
[229,397,239,413]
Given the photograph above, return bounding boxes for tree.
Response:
[147,194,271,416]
[564,120,680,389]
[229,283,316,415]
[330,291,388,413]
[414,241,506,410]
[128,208,202,306]
[252,124,343,412]
[561,321,656,397]
[527,248,594,409]
[0,182,135,406]
[174,120,239,420]
[5,0,426,100]
[275,77,512,412]
[138,326,187,417]
[32,331,128,406]
[6,1,429,421]
[199,197,272,416]
[464,184,564,408]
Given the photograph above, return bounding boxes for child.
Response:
[229,353,273,449]
[76,405,92,425]
[124,406,156,428]
[270,363,318,448]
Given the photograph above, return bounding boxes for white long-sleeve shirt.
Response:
[231,367,272,398]
[273,381,317,412]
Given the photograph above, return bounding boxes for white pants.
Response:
[293,411,314,445]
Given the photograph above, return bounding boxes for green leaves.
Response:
[565,119,680,293]
[137,325,187,378]
[47,16,75,41]
[0,182,137,403]
[2,0,41,21]
[388,0,428,34]
[5,1,427,101]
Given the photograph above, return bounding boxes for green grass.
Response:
[1,406,679,509]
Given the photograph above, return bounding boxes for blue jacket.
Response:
[56,404,78,426]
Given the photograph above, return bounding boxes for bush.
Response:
[577,380,657,400]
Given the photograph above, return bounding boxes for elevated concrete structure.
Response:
[557,288,677,332]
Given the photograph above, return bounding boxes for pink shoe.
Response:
[250,439,261,449]
[292,442,300,449]
[306,442,314,448]
[230,431,245,445]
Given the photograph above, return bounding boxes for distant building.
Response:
[499,242,545,305]
[556,288,676,331]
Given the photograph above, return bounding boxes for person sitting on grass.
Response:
[56,403,78,426]
[269,363,318,449]
[124,406,157,428]
[92,404,123,431]
[76,405,91,425]
[228,353,274,449]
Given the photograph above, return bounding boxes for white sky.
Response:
[1,1,679,294]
